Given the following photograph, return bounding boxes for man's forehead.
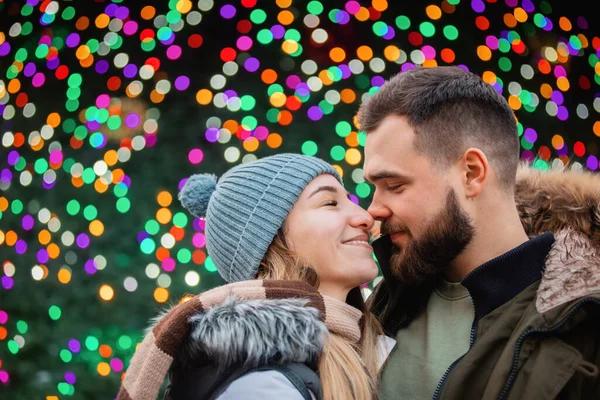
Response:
[364,119,416,172]
[365,117,415,152]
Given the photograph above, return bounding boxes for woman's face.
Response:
[285,174,378,300]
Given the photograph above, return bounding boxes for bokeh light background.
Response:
[0,0,598,398]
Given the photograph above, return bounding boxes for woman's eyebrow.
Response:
[308,185,338,198]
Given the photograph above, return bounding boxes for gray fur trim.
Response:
[181,297,326,370]
[537,229,600,313]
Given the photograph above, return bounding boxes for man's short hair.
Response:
[358,66,520,190]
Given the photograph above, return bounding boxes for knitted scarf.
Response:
[117,279,364,400]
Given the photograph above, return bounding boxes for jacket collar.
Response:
[461,232,554,321]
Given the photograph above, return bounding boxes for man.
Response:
[360,66,600,399]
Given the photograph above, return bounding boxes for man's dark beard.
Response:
[380,189,474,285]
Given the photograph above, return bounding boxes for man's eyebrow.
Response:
[364,171,409,183]
[308,185,338,199]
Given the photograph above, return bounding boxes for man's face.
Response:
[364,115,474,284]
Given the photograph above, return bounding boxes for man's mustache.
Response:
[380,221,411,237]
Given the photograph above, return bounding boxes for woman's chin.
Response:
[351,262,380,285]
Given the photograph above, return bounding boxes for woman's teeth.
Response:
[345,240,370,246]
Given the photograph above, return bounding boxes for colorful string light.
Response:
[0,0,598,397]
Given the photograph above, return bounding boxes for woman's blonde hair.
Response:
[257,230,382,400]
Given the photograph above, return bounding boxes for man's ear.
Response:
[459,148,489,199]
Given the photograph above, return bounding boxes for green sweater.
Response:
[379,280,474,400]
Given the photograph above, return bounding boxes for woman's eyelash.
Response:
[324,200,338,206]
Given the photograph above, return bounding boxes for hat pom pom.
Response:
[178,174,218,218]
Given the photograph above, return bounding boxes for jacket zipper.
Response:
[498,298,600,400]
[432,319,478,400]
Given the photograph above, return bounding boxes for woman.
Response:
[117,154,392,400]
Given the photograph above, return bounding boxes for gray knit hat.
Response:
[178,153,342,282]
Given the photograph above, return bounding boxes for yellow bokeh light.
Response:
[552,134,565,149]
[104,150,119,166]
[76,45,91,60]
[89,220,105,236]
[556,77,570,91]
[513,7,528,23]
[243,137,259,152]
[46,112,61,128]
[540,83,553,99]
[508,95,522,110]
[476,46,492,61]
[196,89,213,105]
[99,284,114,301]
[318,70,333,85]
[157,191,173,207]
[384,45,400,61]
[270,92,287,108]
[38,229,51,245]
[97,362,111,376]
[5,231,18,246]
[156,208,172,224]
[355,7,370,21]
[58,268,72,284]
[94,179,109,194]
[95,14,110,29]
[154,287,169,303]
[425,5,442,20]
[281,39,299,54]
[345,148,362,166]
[372,0,388,12]
[356,45,373,61]
[277,10,294,25]
[47,243,60,259]
[176,0,193,14]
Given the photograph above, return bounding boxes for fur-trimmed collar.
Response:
[515,164,600,313]
[177,297,326,369]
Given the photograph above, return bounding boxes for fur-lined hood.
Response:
[515,163,600,313]
[176,297,326,369]
[516,163,600,242]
